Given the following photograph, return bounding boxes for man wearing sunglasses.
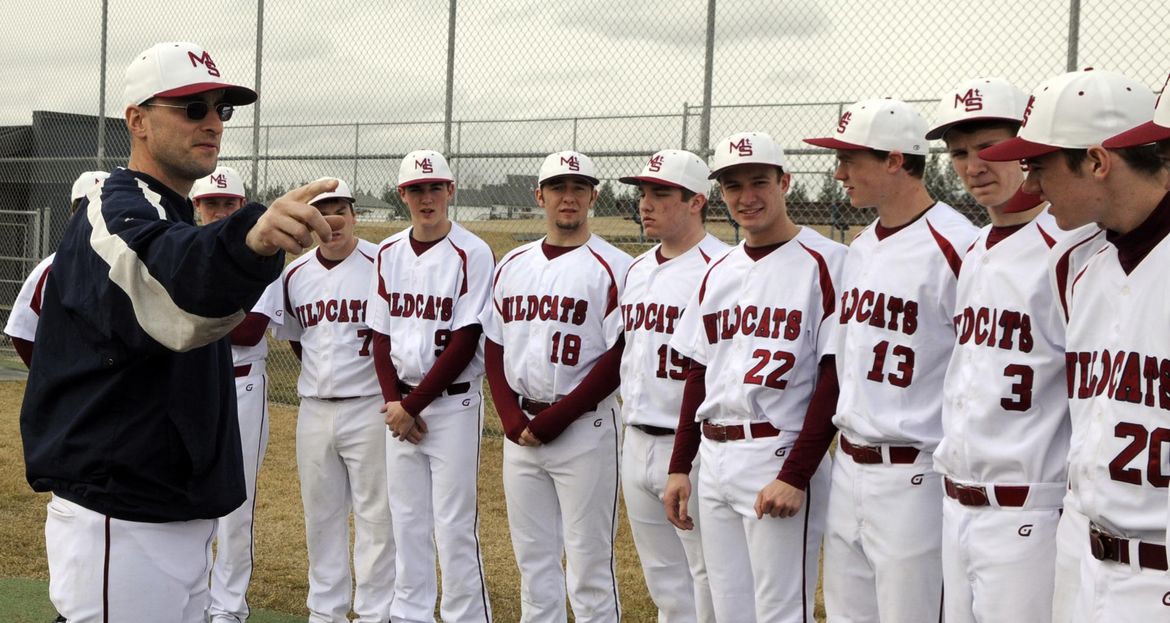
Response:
[20,41,341,622]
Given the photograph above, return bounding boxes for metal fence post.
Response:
[39,206,51,260]
[698,0,716,159]
[1066,0,1081,71]
[251,0,265,193]
[353,123,360,191]
[572,117,578,151]
[681,102,689,150]
[96,0,108,170]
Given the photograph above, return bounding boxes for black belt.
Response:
[521,398,553,414]
[1089,522,1168,571]
[632,424,675,436]
[397,380,472,398]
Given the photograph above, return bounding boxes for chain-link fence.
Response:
[3,1,1168,427]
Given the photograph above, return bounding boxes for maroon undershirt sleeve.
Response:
[485,338,528,443]
[12,337,33,368]
[289,340,303,362]
[400,324,483,416]
[372,331,403,403]
[776,355,840,489]
[230,312,270,347]
[527,336,625,443]
[668,359,706,474]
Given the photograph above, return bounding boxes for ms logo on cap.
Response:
[561,155,580,171]
[648,154,665,172]
[837,112,853,134]
[730,138,753,156]
[1021,96,1036,127]
[188,50,221,77]
[955,88,983,112]
[416,158,434,173]
[211,173,227,188]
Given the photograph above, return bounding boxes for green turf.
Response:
[0,577,302,622]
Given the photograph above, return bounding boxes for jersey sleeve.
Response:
[273,266,303,342]
[815,247,846,359]
[451,240,495,332]
[4,257,53,341]
[367,244,393,336]
[479,259,507,344]
[251,279,285,328]
[669,284,707,365]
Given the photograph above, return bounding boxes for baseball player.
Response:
[367,150,494,623]
[981,68,1168,622]
[663,133,844,623]
[926,78,1076,623]
[21,42,340,622]
[482,151,632,623]
[276,177,395,623]
[616,149,724,623]
[5,170,108,367]
[191,166,285,623]
[803,99,979,622]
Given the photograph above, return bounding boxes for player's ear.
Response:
[778,170,792,193]
[886,151,906,174]
[125,105,148,139]
[534,186,544,207]
[1086,146,1111,181]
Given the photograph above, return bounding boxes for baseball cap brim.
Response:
[1102,120,1170,149]
[540,173,599,186]
[617,175,687,189]
[154,82,258,106]
[978,137,1061,162]
[193,192,244,200]
[310,193,354,205]
[925,115,1021,141]
[802,137,871,151]
[397,177,454,189]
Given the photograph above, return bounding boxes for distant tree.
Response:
[817,172,845,204]
[925,153,963,205]
[380,183,409,220]
[594,181,619,217]
[787,180,810,205]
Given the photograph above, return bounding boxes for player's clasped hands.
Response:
[517,428,543,447]
[383,401,428,445]
[245,178,347,256]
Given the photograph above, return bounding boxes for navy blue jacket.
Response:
[21,168,282,522]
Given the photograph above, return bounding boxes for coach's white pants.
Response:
[386,391,492,623]
[1072,546,1170,622]
[1052,498,1088,623]
[45,495,215,623]
[823,448,942,623]
[298,395,395,623]
[621,426,714,623]
[504,398,622,623]
[940,488,1063,623]
[698,431,828,623]
[209,369,270,623]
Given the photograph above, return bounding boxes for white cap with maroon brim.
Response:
[70,171,110,201]
[191,166,245,200]
[123,42,257,111]
[308,177,354,205]
[1103,72,1170,148]
[804,99,930,156]
[707,132,788,180]
[980,69,1155,162]
[926,78,1030,141]
[538,151,599,185]
[619,149,710,195]
[397,150,455,189]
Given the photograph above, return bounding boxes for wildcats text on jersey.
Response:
[953,307,1035,352]
[387,292,454,321]
[621,301,682,335]
[838,288,919,336]
[701,305,803,344]
[293,298,367,328]
[1066,349,1170,409]
[499,294,589,325]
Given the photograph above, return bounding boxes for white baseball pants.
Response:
[1072,550,1170,622]
[503,398,622,623]
[45,494,215,623]
[823,449,943,623]
[386,391,492,623]
[297,395,396,623]
[209,368,271,623]
[697,431,828,623]
[1053,500,1088,623]
[621,426,714,623]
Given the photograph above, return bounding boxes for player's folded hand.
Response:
[518,428,543,447]
[664,473,694,530]
[245,178,344,256]
[383,401,427,445]
[754,479,805,519]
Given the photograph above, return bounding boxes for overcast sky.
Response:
[5,0,1167,191]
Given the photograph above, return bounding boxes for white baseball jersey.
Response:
[671,227,846,431]
[367,223,493,385]
[620,233,728,429]
[832,202,979,449]
[4,253,54,341]
[232,279,284,366]
[1064,218,1170,543]
[276,241,380,399]
[934,208,1073,485]
[482,234,633,401]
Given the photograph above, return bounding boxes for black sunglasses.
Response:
[142,101,234,122]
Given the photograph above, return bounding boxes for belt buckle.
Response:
[954,482,989,506]
[1089,524,1111,561]
[707,423,728,442]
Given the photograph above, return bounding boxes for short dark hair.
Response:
[1062,144,1165,177]
[869,150,926,178]
[942,119,1022,144]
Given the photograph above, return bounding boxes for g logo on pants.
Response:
[910,474,924,485]
[1018,524,1033,537]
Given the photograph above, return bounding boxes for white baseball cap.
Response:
[1103,72,1170,148]
[707,132,789,180]
[981,69,1156,161]
[618,149,710,195]
[804,99,930,156]
[926,78,1030,140]
[308,177,354,205]
[538,151,599,185]
[190,166,245,200]
[123,42,257,110]
[70,170,110,201]
[397,150,455,189]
